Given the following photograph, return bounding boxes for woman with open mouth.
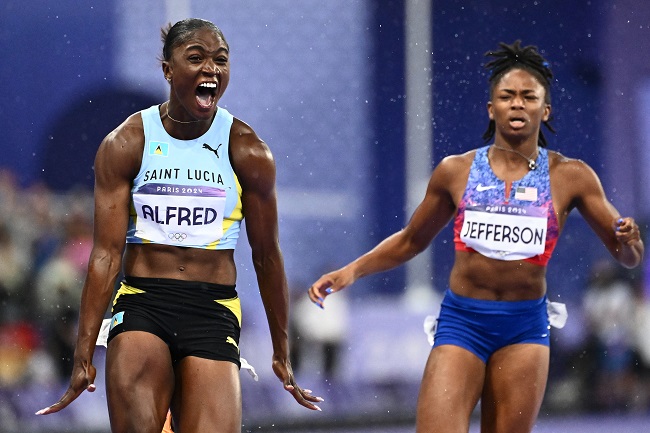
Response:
[308,40,644,433]
[36,17,322,433]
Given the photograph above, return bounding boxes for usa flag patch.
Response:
[515,186,537,201]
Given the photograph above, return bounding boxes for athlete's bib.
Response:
[126,105,243,250]
[453,145,559,265]
[460,204,547,260]
[132,183,226,245]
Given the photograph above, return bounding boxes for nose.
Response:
[203,59,219,76]
[511,95,524,109]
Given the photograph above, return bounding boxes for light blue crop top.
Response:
[126,105,243,250]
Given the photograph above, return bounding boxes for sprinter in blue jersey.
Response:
[309,41,644,433]
[37,18,322,433]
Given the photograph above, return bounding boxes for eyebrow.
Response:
[499,88,538,94]
[185,44,229,55]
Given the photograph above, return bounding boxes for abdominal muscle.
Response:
[449,250,547,301]
[123,243,237,285]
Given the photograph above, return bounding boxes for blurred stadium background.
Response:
[2,0,650,431]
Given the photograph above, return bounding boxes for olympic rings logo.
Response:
[168,232,188,241]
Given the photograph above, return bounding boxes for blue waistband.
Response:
[444,289,546,313]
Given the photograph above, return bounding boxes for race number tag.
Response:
[133,183,226,246]
[460,204,547,260]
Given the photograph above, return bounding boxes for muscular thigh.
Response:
[481,343,549,433]
[106,331,174,433]
[171,356,241,433]
[416,345,486,433]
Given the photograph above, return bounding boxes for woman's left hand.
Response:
[615,217,642,246]
[272,358,324,411]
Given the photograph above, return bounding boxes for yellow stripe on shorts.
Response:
[113,282,146,306]
[215,297,242,326]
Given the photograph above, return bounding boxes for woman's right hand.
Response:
[307,266,356,309]
[35,360,97,415]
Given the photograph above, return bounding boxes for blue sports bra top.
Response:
[453,145,559,266]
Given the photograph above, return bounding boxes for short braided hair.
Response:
[482,40,555,147]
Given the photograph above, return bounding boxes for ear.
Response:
[543,104,551,122]
[162,62,172,82]
[487,101,494,120]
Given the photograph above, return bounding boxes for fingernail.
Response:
[35,409,45,415]
[618,218,623,223]
[316,397,325,402]
[317,297,324,302]
[325,288,333,294]
[304,389,312,394]
[314,405,322,411]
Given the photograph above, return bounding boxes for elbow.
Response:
[621,260,642,270]
[409,234,432,257]
[620,257,641,270]
[88,248,123,277]
[251,247,283,273]
[615,241,644,269]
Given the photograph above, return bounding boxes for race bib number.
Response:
[133,183,226,245]
[460,204,547,260]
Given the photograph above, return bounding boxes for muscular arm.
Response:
[350,156,458,277]
[309,154,463,303]
[38,115,143,414]
[558,157,643,268]
[229,119,321,410]
[232,124,288,359]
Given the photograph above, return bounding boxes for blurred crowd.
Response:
[2,166,650,429]
[547,258,650,414]
[0,169,93,394]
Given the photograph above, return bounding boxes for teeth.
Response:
[199,82,217,88]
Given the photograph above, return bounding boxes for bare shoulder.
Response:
[95,112,145,180]
[230,117,271,161]
[432,149,476,184]
[437,149,476,171]
[547,149,580,168]
[229,117,275,190]
[548,149,606,215]
[423,149,476,206]
[548,149,599,183]
[101,112,145,156]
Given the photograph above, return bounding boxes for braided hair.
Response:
[482,40,555,147]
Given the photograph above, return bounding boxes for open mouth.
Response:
[509,117,526,128]
[196,82,217,109]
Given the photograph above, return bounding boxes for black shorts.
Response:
[107,276,241,368]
